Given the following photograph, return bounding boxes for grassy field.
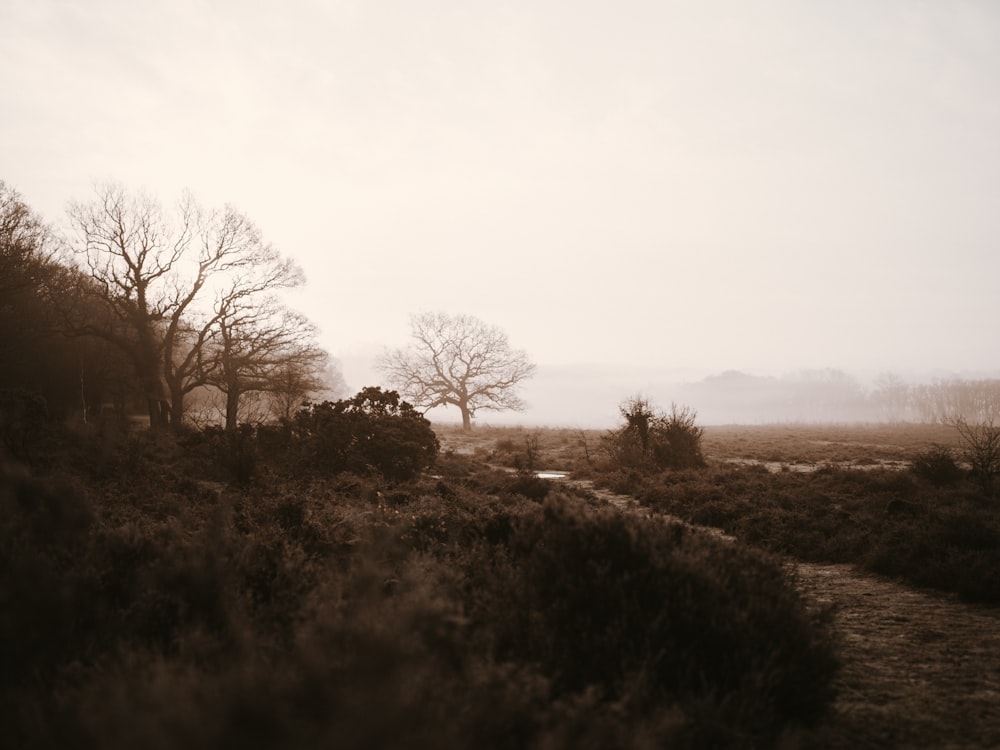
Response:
[701,422,961,466]
[435,421,964,471]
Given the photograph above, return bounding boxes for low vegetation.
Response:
[1,405,840,749]
[618,464,999,604]
[7,382,999,748]
[579,418,1000,605]
[440,418,1000,606]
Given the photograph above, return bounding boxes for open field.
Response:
[701,423,962,470]
[434,421,964,473]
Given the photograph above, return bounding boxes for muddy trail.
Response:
[573,479,1000,749]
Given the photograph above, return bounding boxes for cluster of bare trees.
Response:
[3,180,539,437]
[675,370,1000,425]
[873,374,1000,424]
[64,183,337,431]
[1,181,334,433]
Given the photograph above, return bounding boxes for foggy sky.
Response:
[3,1,999,425]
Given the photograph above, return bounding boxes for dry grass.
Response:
[433,422,964,474]
[701,423,961,466]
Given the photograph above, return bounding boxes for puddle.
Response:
[721,458,910,473]
[534,470,570,479]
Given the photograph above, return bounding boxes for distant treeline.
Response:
[674,370,1000,424]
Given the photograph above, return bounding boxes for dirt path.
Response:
[794,562,1000,749]
[572,479,1000,748]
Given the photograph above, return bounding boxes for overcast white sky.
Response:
[3,0,998,425]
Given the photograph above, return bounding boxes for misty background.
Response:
[3,0,998,427]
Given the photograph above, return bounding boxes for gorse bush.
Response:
[181,387,440,484]
[289,387,439,481]
[602,397,705,472]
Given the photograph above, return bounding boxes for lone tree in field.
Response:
[378,312,536,431]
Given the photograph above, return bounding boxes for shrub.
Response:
[0,463,95,687]
[0,388,49,462]
[602,397,705,472]
[911,444,963,486]
[290,387,439,481]
[952,417,1000,494]
[506,474,552,502]
[466,495,838,744]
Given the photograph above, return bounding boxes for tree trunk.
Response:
[136,327,169,431]
[225,387,240,432]
[138,368,169,432]
[460,403,472,431]
[169,382,186,430]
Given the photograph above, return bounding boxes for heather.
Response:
[1,424,837,749]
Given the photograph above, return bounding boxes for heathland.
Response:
[3,415,998,749]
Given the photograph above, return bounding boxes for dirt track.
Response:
[794,562,1000,749]
[579,480,1000,749]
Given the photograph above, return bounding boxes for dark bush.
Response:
[467,495,838,743]
[0,388,49,461]
[432,451,479,478]
[0,463,95,687]
[506,474,552,501]
[290,387,439,481]
[952,418,1000,494]
[911,444,963,486]
[602,397,705,472]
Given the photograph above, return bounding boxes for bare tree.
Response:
[65,183,301,430]
[872,371,912,422]
[269,358,347,423]
[208,300,327,431]
[950,416,1000,494]
[378,312,536,431]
